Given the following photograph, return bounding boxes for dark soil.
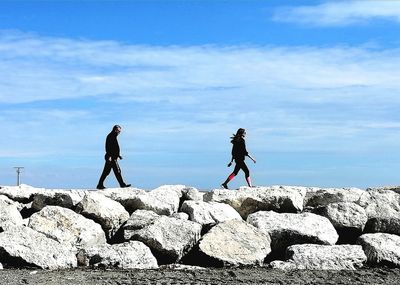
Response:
[1,267,400,285]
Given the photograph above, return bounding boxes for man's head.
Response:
[112,125,122,135]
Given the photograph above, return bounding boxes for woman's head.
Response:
[231,128,246,142]
[235,128,246,138]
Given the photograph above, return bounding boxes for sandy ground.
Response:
[0,267,399,285]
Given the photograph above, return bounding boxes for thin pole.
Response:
[14,167,24,186]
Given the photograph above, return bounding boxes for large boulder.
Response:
[77,241,158,269]
[98,187,147,213]
[197,220,271,267]
[357,233,400,267]
[273,244,366,270]
[100,185,181,215]
[0,226,77,269]
[367,186,400,195]
[305,187,366,208]
[358,188,400,218]
[28,206,106,250]
[247,211,338,257]
[31,189,86,211]
[181,187,204,201]
[136,185,181,215]
[358,189,400,235]
[0,196,24,230]
[124,210,202,263]
[204,186,306,218]
[313,202,368,243]
[364,214,400,235]
[75,192,129,240]
[0,184,44,203]
[180,200,242,226]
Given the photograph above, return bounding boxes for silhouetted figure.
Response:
[221,128,256,189]
[97,125,131,190]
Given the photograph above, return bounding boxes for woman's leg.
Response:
[240,162,252,187]
[222,162,241,189]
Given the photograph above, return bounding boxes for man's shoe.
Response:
[221,183,228,189]
[121,184,131,188]
[97,185,106,190]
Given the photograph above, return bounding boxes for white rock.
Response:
[124,210,202,263]
[247,211,338,256]
[305,187,366,208]
[171,212,189,220]
[77,241,158,269]
[0,184,44,203]
[358,188,400,219]
[0,226,77,269]
[357,233,400,266]
[142,186,181,215]
[181,187,204,201]
[100,186,181,215]
[285,244,366,270]
[180,200,242,226]
[0,197,24,230]
[98,187,147,213]
[204,186,306,218]
[315,202,367,231]
[28,206,106,250]
[32,189,87,211]
[367,186,400,195]
[75,192,129,240]
[363,211,400,235]
[198,220,271,266]
[269,260,298,270]
[151,185,185,198]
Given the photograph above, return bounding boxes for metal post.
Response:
[14,167,24,186]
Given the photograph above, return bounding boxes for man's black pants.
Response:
[98,158,125,187]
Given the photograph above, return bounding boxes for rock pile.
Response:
[0,184,400,270]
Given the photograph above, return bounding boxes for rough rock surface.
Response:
[181,187,204,201]
[31,190,86,211]
[77,241,158,269]
[124,210,202,263]
[198,220,271,266]
[0,226,77,269]
[305,187,366,208]
[171,212,189,220]
[28,206,106,250]
[75,192,129,240]
[0,196,24,230]
[204,186,306,218]
[358,188,400,218]
[282,244,366,270]
[180,200,242,226]
[136,186,181,215]
[247,211,338,256]
[98,187,146,213]
[313,202,367,243]
[357,233,400,266]
[0,185,44,203]
[364,214,400,235]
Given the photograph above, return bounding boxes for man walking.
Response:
[97,125,131,189]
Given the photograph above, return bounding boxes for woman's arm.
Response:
[247,154,256,163]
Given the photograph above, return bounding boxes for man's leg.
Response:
[111,160,130,187]
[97,161,112,189]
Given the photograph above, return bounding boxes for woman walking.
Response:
[221,128,256,189]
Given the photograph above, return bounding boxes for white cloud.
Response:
[273,1,400,26]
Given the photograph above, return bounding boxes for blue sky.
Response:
[0,0,399,190]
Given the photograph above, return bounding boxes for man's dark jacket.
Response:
[105,132,120,160]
